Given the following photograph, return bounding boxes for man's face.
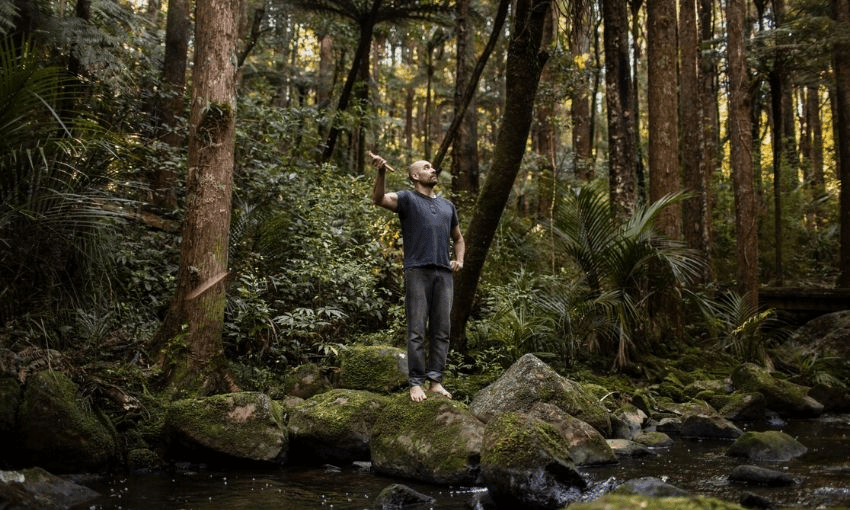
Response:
[410,160,438,187]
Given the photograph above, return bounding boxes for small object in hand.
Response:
[368,150,395,172]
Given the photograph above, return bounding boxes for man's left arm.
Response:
[451,224,465,272]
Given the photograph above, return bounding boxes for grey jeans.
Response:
[404,266,453,387]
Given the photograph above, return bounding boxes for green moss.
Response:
[339,345,407,393]
[569,494,747,509]
[482,412,570,468]
[290,388,388,441]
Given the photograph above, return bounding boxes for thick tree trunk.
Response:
[153,0,239,395]
[647,0,681,239]
[153,0,191,210]
[834,0,850,287]
[697,0,718,280]
[727,0,759,306]
[450,0,551,354]
[603,0,638,219]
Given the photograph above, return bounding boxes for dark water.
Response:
[74,414,850,509]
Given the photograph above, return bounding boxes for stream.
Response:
[73,414,850,509]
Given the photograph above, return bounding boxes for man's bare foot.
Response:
[429,382,452,399]
[410,385,427,402]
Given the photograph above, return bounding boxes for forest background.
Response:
[1,0,849,400]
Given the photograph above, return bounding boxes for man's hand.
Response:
[368,150,394,172]
[451,260,464,272]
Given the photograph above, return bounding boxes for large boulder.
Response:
[480,412,586,510]
[469,354,611,436]
[0,467,100,509]
[284,363,332,399]
[680,414,743,440]
[731,363,823,418]
[339,345,408,393]
[16,371,117,473]
[527,402,617,466]
[287,389,389,463]
[727,430,808,462]
[371,394,484,485]
[569,494,747,509]
[165,391,286,464]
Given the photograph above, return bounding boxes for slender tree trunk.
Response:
[648,0,681,239]
[630,0,647,206]
[450,0,480,203]
[450,0,552,354]
[834,0,850,287]
[571,0,594,181]
[603,0,638,219]
[153,0,240,395]
[807,86,826,221]
[153,0,191,210]
[727,0,759,306]
[533,4,558,220]
[697,0,718,280]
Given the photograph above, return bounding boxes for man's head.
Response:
[408,160,439,188]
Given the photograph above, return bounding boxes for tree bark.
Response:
[648,0,681,239]
[697,0,718,280]
[834,0,850,287]
[570,0,594,181]
[603,0,638,219]
[449,0,480,203]
[153,0,240,395]
[727,0,759,306]
[450,0,552,354]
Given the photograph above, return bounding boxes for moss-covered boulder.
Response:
[728,464,795,486]
[612,403,648,439]
[480,412,586,509]
[371,393,484,485]
[727,430,808,461]
[731,363,823,418]
[469,354,611,436]
[682,379,731,400]
[633,431,674,448]
[527,402,617,465]
[165,391,286,464]
[287,388,389,463]
[339,345,408,393]
[715,391,767,421]
[16,371,117,473]
[606,439,653,457]
[0,467,100,509]
[570,494,747,509]
[681,414,743,440]
[284,363,332,399]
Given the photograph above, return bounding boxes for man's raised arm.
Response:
[369,151,398,211]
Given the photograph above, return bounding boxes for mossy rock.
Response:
[284,363,332,399]
[727,430,808,461]
[166,391,287,464]
[371,393,483,485]
[339,345,408,393]
[17,371,117,473]
[287,388,389,463]
[570,494,747,509]
[731,363,823,418]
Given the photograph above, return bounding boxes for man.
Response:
[369,151,465,402]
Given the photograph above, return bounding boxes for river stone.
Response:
[284,363,332,399]
[612,403,648,439]
[16,370,117,473]
[613,476,689,497]
[480,411,586,509]
[727,430,808,461]
[287,388,389,463]
[731,363,823,418]
[338,345,408,393]
[527,402,617,465]
[715,392,767,421]
[0,467,100,509]
[606,439,654,457]
[165,391,286,463]
[728,464,795,486]
[469,354,611,436]
[633,430,674,447]
[683,379,731,400]
[569,494,748,510]
[681,414,743,439]
[371,393,483,485]
[374,483,435,509]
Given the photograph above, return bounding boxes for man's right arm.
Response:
[371,163,398,212]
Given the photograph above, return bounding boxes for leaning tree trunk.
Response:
[834,0,850,287]
[603,0,638,219]
[153,0,239,395]
[450,0,552,355]
[727,0,759,307]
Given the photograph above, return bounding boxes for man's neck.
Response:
[413,183,436,197]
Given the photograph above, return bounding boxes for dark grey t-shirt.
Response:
[396,190,459,270]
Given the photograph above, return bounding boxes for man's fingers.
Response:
[368,150,394,172]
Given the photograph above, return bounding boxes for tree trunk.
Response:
[834,0,850,287]
[449,0,480,203]
[571,0,594,181]
[603,0,638,218]
[647,0,681,239]
[727,0,759,306]
[153,0,191,210]
[153,0,240,395]
[697,0,718,280]
[630,0,647,206]
[450,0,552,354]
[533,4,557,220]
[681,0,705,264]
[806,86,826,217]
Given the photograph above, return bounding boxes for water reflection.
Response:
[75,415,850,509]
